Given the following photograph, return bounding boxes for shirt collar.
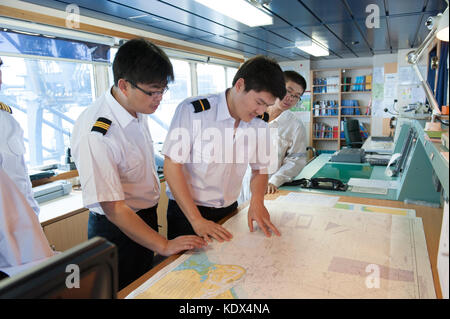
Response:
[216,89,233,122]
[271,109,290,125]
[105,87,137,128]
[216,89,251,128]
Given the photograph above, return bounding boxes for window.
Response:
[148,58,192,144]
[226,67,238,88]
[148,62,238,144]
[0,28,240,165]
[197,63,226,95]
[0,55,96,167]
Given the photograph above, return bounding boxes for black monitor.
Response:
[0,237,118,299]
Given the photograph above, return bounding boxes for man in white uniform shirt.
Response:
[0,169,53,280]
[0,57,40,216]
[71,39,205,289]
[163,56,286,243]
[266,71,307,193]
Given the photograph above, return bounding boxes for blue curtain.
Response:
[436,42,448,110]
[0,30,110,62]
[427,46,437,93]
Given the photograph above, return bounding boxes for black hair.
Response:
[112,38,174,86]
[284,70,307,91]
[232,55,286,100]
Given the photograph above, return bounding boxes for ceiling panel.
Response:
[295,24,353,56]
[298,0,353,23]
[344,0,387,19]
[387,0,426,15]
[388,14,427,49]
[160,0,291,31]
[356,16,391,52]
[117,0,240,36]
[243,27,304,49]
[262,0,321,27]
[325,21,372,54]
[16,0,450,61]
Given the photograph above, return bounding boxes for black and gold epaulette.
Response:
[91,117,112,135]
[257,112,269,122]
[0,102,12,114]
[191,98,211,113]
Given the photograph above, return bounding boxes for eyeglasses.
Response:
[285,88,302,101]
[127,80,168,97]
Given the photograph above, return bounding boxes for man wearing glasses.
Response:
[264,71,308,194]
[71,39,206,290]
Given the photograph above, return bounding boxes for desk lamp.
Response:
[406,4,449,131]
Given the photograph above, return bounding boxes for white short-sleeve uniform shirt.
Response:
[0,168,53,276]
[71,88,160,215]
[0,106,40,216]
[162,90,272,208]
[268,110,307,187]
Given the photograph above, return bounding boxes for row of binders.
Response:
[313,100,338,116]
[314,123,338,139]
[314,122,370,139]
[313,100,371,116]
[342,75,372,92]
[313,75,372,93]
[313,76,340,93]
[341,99,369,115]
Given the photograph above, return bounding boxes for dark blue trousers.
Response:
[88,206,158,290]
[167,199,238,240]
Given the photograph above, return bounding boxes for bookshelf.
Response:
[310,66,373,154]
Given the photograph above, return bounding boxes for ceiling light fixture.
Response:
[194,0,273,27]
[295,40,329,57]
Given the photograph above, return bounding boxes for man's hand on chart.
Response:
[247,201,281,237]
[192,217,233,243]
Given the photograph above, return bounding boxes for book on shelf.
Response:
[365,75,372,91]
[341,99,360,115]
[314,123,335,139]
[342,77,351,92]
[333,126,338,139]
[313,76,339,93]
[360,123,370,139]
[313,100,339,116]
[347,75,372,92]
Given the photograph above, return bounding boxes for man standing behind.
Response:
[163,55,285,243]
[71,39,205,290]
[265,71,308,194]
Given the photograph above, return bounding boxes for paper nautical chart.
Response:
[127,201,435,299]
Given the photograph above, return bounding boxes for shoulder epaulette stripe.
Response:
[91,117,112,135]
[257,112,269,122]
[0,102,12,114]
[191,98,211,113]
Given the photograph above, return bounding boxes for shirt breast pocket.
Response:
[120,148,145,183]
